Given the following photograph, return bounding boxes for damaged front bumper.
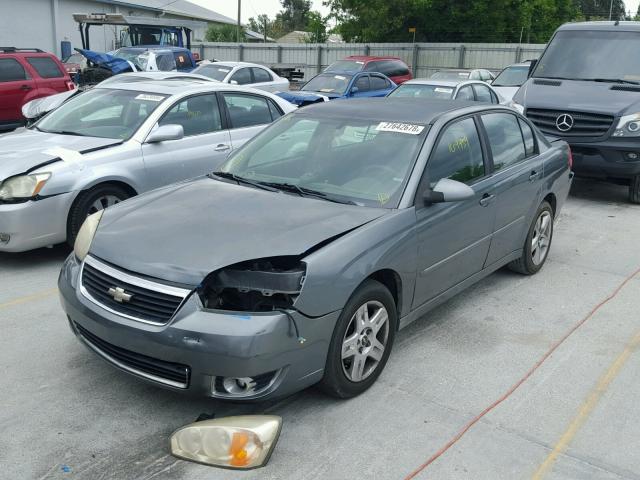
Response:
[58,254,339,400]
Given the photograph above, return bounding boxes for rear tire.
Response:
[508,201,554,275]
[319,280,397,399]
[629,175,640,204]
[67,184,131,247]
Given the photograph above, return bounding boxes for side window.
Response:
[0,58,27,81]
[470,71,481,80]
[252,67,272,83]
[456,85,474,101]
[519,118,537,156]
[159,94,222,136]
[173,52,192,69]
[268,99,283,120]
[393,61,410,76]
[26,57,63,78]
[370,75,388,90]
[489,89,499,104]
[473,84,492,103]
[156,53,176,71]
[229,67,252,85]
[223,93,273,128]
[428,117,485,186]
[482,113,527,170]
[354,75,370,92]
[363,61,380,73]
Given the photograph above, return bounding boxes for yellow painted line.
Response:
[532,329,640,479]
[0,287,58,310]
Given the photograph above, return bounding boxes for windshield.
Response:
[492,66,529,86]
[431,70,470,80]
[114,49,149,70]
[36,88,168,139]
[302,73,353,94]
[220,114,426,208]
[388,84,454,99]
[326,60,365,72]
[192,64,232,81]
[534,30,640,81]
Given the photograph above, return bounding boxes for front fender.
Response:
[294,208,418,319]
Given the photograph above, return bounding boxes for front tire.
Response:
[319,280,397,399]
[67,184,131,246]
[508,201,554,275]
[629,175,640,204]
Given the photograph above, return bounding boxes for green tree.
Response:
[305,11,329,43]
[205,24,245,42]
[248,14,287,40]
[575,0,626,20]
[279,0,312,32]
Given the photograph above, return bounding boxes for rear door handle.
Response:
[214,144,231,152]
[529,170,541,181]
[479,193,496,207]
[20,84,32,91]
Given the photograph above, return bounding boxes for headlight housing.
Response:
[199,257,306,312]
[507,100,525,114]
[170,415,282,469]
[0,173,51,201]
[613,113,640,137]
[74,210,104,261]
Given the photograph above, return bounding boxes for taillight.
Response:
[568,147,573,170]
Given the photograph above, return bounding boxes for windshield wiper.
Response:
[209,171,278,192]
[589,78,640,85]
[42,129,86,136]
[257,181,357,205]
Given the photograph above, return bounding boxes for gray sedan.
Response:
[0,76,295,252]
[58,98,572,401]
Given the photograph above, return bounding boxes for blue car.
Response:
[276,71,396,106]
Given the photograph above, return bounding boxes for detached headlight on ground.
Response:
[74,210,104,261]
[613,113,640,137]
[0,173,51,201]
[170,415,282,469]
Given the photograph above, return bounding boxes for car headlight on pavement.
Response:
[613,113,640,137]
[0,173,51,201]
[170,415,282,469]
[74,210,104,261]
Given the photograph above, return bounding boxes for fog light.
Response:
[170,415,282,469]
[212,370,281,399]
[0,233,10,245]
[626,152,639,160]
[222,377,257,395]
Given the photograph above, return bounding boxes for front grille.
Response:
[81,256,190,325]
[611,85,640,92]
[526,108,614,137]
[74,322,190,388]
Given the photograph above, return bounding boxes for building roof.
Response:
[95,0,237,25]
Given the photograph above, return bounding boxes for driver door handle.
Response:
[529,170,541,181]
[20,84,32,91]
[214,144,231,152]
[479,193,496,207]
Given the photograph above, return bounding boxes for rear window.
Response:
[0,58,28,81]
[326,60,365,72]
[26,57,63,78]
[365,60,409,77]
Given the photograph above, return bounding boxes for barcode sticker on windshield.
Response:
[334,75,346,80]
[218,68,231,72]
[135,94,164,102]
[376,122,425,135]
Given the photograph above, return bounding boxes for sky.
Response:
[193,0,639,24]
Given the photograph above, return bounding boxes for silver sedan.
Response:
[192,61,290,93]
[0,75,296,252]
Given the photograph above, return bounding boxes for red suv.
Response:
[325,56,413,85]
[0,48,75,131]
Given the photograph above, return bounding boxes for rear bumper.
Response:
[569,138,640,181]
[58,254,339,401]
[0,192,74,252]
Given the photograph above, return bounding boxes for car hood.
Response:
[492,86,519,102]
[21,89,79,119]
[515,79,640,116]
[276,91,336,105]
[91,178,388,286]
[77,48,134,74]
[0,130,121,180]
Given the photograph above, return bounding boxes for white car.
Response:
[0,75,296,252]
[192,61,289,93]
[388,79,506,104]
[490,61,532,102]
[430,69,495,83]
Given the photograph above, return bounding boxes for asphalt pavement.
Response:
[1,178,639,480]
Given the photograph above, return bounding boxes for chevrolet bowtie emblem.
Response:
[108,286,133,303]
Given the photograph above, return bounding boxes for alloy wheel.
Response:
[531,211,552,266]
[87,195,121,216]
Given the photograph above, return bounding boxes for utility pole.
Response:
[237,0,241,43]
[609,0,614,20]
[263,16,267,43]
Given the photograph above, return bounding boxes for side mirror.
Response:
[146,124,184,143]
[350,86,359,94]
[423,178,475,205]
[528,59,538,78]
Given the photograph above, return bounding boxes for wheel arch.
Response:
[543,192,557,216]
[367,269,403,325]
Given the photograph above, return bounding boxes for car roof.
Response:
[94,78,265,94]
[295,97,488,124]
[343,55,402,62]
[116,46,190,53]
[207,61,270,69]
[401,79,462,87]
[558,21,640,32]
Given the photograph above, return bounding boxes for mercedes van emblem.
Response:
[555,114,574,132]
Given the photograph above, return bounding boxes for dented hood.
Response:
[0,129,120,180]
[91,178,388,285]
